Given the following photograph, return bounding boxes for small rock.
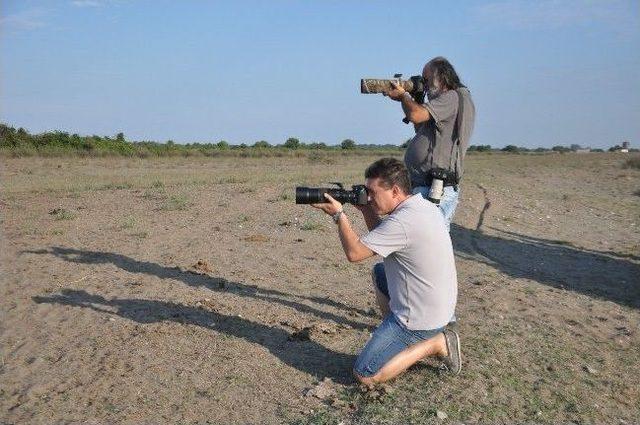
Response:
[615,326,631,336]
[583,365,598,375]
[288,327,312,341]
[436,410,448,420]
[304,378,336,400]
[314,322,338,335]
[190,259,213,274]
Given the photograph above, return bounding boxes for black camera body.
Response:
[296,183,368,206]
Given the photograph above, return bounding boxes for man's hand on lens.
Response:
[383,81,407,102]
[311,193,343,216]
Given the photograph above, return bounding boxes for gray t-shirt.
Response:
[404,87,475,187]
[360,194,457,330]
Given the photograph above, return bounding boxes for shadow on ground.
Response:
[33,289,356,384]
[451,223,640,309]
[23,247,372,330]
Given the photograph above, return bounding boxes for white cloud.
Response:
[71,0,103,7]
[0,8,47,32]
[473,0,639,33]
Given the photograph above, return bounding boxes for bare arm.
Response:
[311,194,375,263]
[399,93,430,124]
[336,212,375,263]
[386,83,431,124]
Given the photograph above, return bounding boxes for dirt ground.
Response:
[1,152,639,424]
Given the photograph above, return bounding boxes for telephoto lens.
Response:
[295,185,368,205]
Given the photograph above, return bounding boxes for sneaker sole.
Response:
[447,329,462,375]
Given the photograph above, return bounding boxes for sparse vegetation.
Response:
[3,124,631,159]
[2,143,638,425]
[120,216,136,229]
[160,194,190,211]
[300,222,324,231]
[49,208,76,220]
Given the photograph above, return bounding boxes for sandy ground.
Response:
[1,153,639,424]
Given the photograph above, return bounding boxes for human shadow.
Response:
[451,223,640,309]
[22,247,371,330]
[33,289,356,384]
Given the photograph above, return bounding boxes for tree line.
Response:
[1,123,632,157]
[0,124,402,157]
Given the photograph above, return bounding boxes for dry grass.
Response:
[1,152,639,424]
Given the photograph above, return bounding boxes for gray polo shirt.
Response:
[360,194,457,330]
[404,87,475,187]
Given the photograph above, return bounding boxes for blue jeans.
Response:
[354,313,444,377]
[413,185,460,232]
[353,263,454,377]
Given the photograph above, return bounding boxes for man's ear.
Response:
[392,185,401,198]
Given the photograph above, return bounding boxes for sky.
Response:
[1,1,639,149]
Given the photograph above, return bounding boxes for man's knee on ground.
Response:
[353,368,380,387]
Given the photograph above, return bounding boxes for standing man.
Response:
[385,56,475,231]
[311,158,461,386]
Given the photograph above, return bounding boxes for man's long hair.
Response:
[427,57,465,90]
[365,158,411,195]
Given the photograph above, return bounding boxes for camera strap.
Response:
[449,88,465,181]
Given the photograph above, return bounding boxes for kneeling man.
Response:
[311,157,461,386]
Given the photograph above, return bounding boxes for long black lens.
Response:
[296,187,353,204]
[328,189,354,204]
[296,187,325,204]
[296,186,367,205]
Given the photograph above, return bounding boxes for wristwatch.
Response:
[332,210,344,224]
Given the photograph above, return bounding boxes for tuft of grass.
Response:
[307,151,336,165]
[213,176,245,185]
[50,208,76,220]
[290,408,339,425]
[51,229,65,235]
[151,180,165,189]
[160,194,189,211]
[120,216,136,229]
[300,221,324,231]
[237,186,255,194]
[280,190,291,201]
[142,187,166,200]
[99,182,133,190]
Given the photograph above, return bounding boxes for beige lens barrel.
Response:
[360,79,416,94]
